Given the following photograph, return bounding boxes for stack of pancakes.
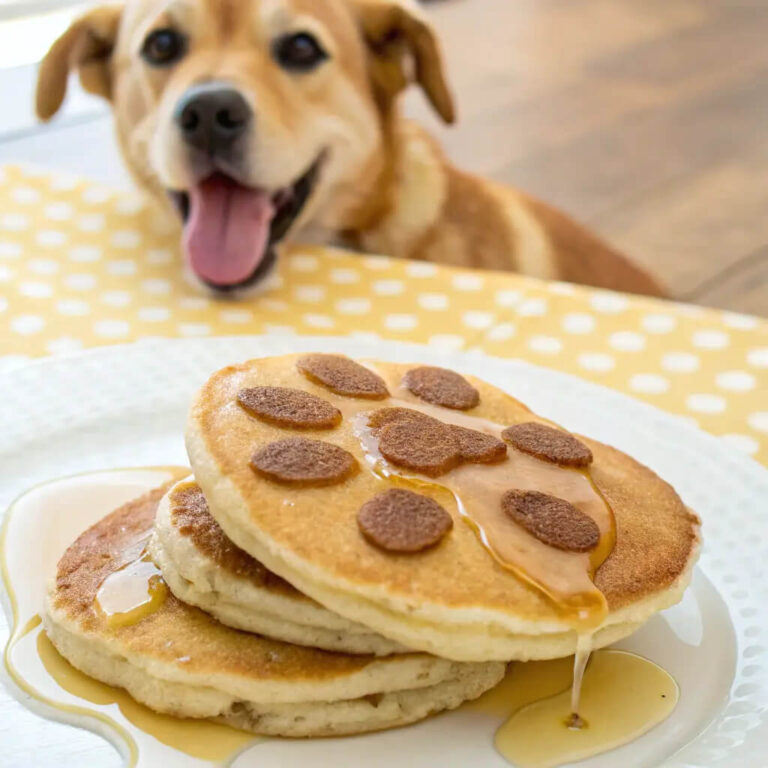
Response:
[45,353,700,738]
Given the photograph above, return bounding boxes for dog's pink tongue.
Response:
[184,175,274,286]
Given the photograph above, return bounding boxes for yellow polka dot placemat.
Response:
[1,163,766,464]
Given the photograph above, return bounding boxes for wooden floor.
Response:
[408,0,768,316]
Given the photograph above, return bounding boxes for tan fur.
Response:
[36,0,665,297]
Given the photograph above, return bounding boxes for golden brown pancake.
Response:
[186,354,700,661]
[150,479,408,654]
[44,487,504,736]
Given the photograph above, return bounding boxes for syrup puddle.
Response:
[469,649,678,767]
[36,627,257,761]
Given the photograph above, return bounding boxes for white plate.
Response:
[1,336,767,768]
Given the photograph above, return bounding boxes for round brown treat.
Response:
[501,422,593,467]
[357,489,453,553]
[403,366,480,410]
[250,438,358,487]
[297,354,389,399]
[378,419,461,477]
[449,425,508,464]
[237,386,341,429]
[501,490,600,552]
[368,407,434,431]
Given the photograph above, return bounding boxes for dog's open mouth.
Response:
[169,156,322,291]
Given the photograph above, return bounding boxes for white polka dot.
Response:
[220,309,253,324]
[46,336,83,355]
[263,324,295,335]
[528,335,562,354]
[629,373,670,394]
[94,320,130,338]
[44,202,74,221]
[463,311,495,330]
[138,307,171,323]
[260,298,287,312]
[0,242,22,259]
[720,434,759,455]
[385,313,418,331]
[406,262,437,278]
[65,274,96,291]
[428,334,466,351]
[303,313,335,329]
[12,186,40,204]
[486,322,516,341]
[107,259,137,276]
[715,371,756,392]
[495,289,521,308]
[692,329,730,350]
[111,229,142,249]
[548,282,576,296]
[372,279,404,296]
[19,281,52,298]
[609,331,646,352]
[57,299,90,316]
[590,293,628,313]
[294,285,326,302]
[562,313,595,334]
[362,255,391,270]
[0,265,13,281]
[35,230,67,247]
[330,268,359,284]
[289,254,319,272]
[336,298,371,315]
[101,291,132,308]
[11,314,45,334]
[82,186,112,204]
[141,278,171,295]
[516,298,548,317]
[578,353,615,372]
[78,213,105,232]
[452,274,485,291]
[686,394,727,414]
[178,296,210,310]
[722,312,758,330]
[69,245,101,262]
[747,412,768,433]
[642,314,677,334]
[746,348,768,368]
[661,352,700,373]
[147,248,173,265]
[418,293,449,311]
[115,195,145,215]
[28,258,59,275]
[0,297,7,312]
[1,213,29,231]
[49,171,79,190]
[178,322,211,336]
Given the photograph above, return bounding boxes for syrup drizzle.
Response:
[95,547,168,628]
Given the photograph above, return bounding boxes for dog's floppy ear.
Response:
[351,0,455,124]
[36,4,123,121]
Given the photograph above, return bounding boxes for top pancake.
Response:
[187,354,700,661]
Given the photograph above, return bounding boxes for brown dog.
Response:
[36,0,664,296]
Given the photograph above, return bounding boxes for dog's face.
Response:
[37,0,453,292]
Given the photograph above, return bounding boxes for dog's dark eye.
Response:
[273,32,327,72]
[141,28,187,67]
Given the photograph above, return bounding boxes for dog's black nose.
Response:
[175,84,251,155]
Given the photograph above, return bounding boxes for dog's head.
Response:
[37,0,453,292]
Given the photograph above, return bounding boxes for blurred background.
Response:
[0,0,766,315]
